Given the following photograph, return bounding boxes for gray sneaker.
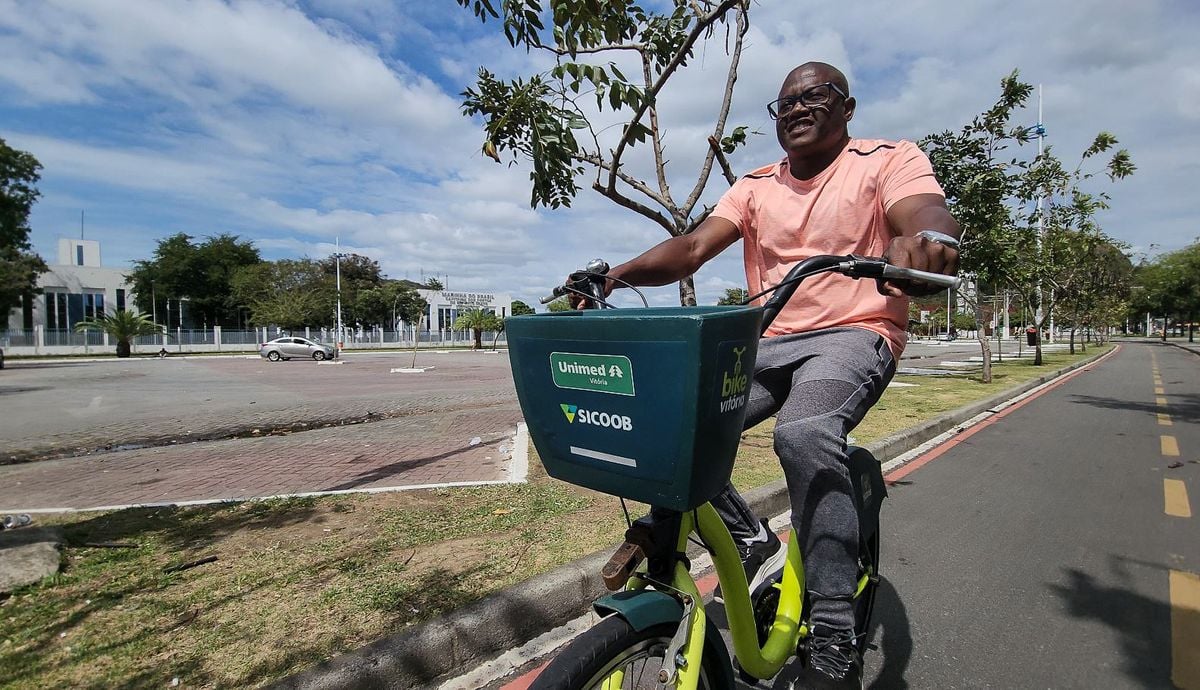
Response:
[713,520,786,603]
[804,625,864,689]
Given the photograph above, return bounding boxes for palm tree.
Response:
[452,309,502,350]
[74,310,163,358]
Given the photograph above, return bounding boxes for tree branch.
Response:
[591,181,678,236]
[643,48,676,212]
[605,0,745,197]
[684,3,748,215]
[579,152,672,211]
[684,206,715,235]
[707,136,738,186]
[541,43,644,56]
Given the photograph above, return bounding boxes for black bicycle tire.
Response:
[530,616,722,689]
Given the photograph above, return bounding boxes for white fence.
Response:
[0,327,506,357]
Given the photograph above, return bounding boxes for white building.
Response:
[417,289,512,333]
[6,238,137,333]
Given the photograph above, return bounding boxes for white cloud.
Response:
[4,0,1199,313]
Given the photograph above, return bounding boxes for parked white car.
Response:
[258,337,337,362]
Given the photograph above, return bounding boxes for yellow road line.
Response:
[1170,570,1200,688]
[1162,436,1181,456]
[1159,413,1174,426]
[1158,396,1169,407]
[1165,479,1192,517]
[1156,386,1165,395]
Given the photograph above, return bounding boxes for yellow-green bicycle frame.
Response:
[607,501,875,688]
[621,503,804,688]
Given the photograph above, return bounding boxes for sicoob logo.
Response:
[560,404,633,431]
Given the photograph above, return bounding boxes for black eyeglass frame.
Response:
[766,82,849,120]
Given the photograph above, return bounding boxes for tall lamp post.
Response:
[332,238,347,355]
[1031,84,1048,345]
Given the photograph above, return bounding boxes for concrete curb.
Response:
[272,347,1112,690]
[1164,340,1200,358]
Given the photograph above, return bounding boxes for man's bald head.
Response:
[779,62,849,99]
[774,62,855,178]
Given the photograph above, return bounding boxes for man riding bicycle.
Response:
[572,61,960,687]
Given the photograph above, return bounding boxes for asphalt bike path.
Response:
[456,341,1198,689]
[859,340,1197,688]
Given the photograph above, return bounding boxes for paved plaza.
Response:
[0,350,523,511]
[0,338,1088,513]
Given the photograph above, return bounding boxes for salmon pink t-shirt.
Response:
[712,138,944,356]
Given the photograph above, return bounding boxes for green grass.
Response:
[0,345,1110,689]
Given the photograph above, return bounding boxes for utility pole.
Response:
[1033,84,1051,345]
[333,238,346,355]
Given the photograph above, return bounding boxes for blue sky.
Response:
[3,0,1197,310]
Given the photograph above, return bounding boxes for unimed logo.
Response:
[560,404,633,431]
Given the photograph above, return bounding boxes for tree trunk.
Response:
[978,334,992,383]
[473,329,482,350]
[678,275,697,306]
[1069,328,1076,355]
[116,340,132,358]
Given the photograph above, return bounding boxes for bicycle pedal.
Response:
[601,541,645,591]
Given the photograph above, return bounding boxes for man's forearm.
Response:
[904,204,961,240]
[609,235,703,288]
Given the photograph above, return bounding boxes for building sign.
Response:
[441,292,496,308]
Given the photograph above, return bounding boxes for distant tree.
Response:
[0,137,48,317]
[318,253,384,326]
[1133,243,1200,342]
[453,308,503,349]
[74,309,163,358]
[1053,233,1132,352]
[546,297,573,312]
[425,277,444,291]
[922,69,1133,370]
[717,288,748,305]
[355,281,428,329]
[511,299,535,316]
[127,233,261,328]
[230,259,333,331]
[457,0,755,307]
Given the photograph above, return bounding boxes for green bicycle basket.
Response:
[506,306,762,510]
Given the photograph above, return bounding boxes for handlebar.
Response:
[544,254,961,334]
[756,254,960,333]
[540,259,613,306]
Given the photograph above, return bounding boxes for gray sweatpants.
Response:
[711,327,896,631]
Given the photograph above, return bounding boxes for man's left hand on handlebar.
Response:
[878,233,960,297]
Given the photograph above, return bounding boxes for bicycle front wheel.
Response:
[530,615,723,689]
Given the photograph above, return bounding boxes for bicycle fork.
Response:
[598,504,805,688]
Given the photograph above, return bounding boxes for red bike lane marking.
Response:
[503,349,1114,688]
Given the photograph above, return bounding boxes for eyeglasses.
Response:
[766,82,848,119]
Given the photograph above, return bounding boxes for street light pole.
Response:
[392,292,402,344]
[333,237,346,355]
[1033,84,1048,345]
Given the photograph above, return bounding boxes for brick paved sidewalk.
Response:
[0,403,525,512]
